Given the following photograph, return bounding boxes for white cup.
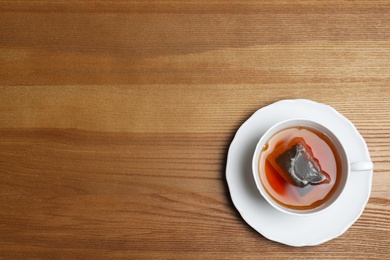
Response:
[252,118,373,216]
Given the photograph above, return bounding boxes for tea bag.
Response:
[274,139,330,188]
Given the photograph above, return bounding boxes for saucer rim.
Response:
[226,99,373,246]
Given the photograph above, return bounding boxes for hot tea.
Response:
[258,126,342,210]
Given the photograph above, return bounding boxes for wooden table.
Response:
[1,1,389,258]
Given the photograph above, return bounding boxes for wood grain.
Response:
[1,1,390,259]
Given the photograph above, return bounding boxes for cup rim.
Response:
[252,118,350,216]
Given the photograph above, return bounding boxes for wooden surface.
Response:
[1,1,390,258]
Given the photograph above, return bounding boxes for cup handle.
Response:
[351,161,374,172]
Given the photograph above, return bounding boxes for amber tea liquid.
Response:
[258,126,342,210]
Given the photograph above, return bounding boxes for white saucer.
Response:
[226,99,373,246]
